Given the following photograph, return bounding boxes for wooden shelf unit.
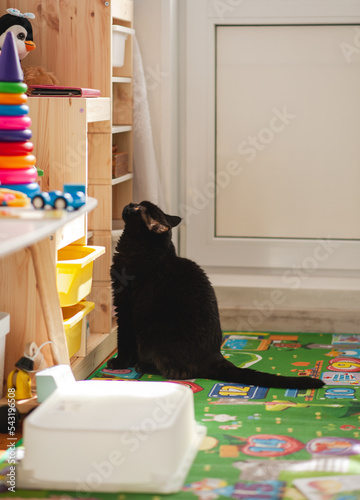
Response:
[3,0,135,379]
[0,198,98,385]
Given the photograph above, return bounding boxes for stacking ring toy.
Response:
[0,167,38,184]
[0,82,27,94]
[0,104,29,116]
[0,142,33,155]
[0,93,27,105]
[0,182,41,198]
[0,155,36,168]
[0,116,31,130]
[0,129,32,142]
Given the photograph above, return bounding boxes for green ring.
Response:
[0,82,27,94]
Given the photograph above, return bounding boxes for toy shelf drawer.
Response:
[62,301,95,358]
[56,245,105,307]
[112,25,135,67]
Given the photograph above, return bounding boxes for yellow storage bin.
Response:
[56,245,105,307]
[62,301,95,358]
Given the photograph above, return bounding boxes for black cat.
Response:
[109,201,325,390]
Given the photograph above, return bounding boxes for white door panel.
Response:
[216,25,360,239]
[183,0,360,270]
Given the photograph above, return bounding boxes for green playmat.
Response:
[1,331,360,499]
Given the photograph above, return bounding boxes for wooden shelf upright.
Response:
[3,0,135,379]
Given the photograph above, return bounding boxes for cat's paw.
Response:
[107,357,130,370]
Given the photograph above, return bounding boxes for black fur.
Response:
[109,201,325,390]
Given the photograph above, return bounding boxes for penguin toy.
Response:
[0,8,36,60]
[0,8,59,87]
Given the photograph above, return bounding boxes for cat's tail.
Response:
[206,356,325,389]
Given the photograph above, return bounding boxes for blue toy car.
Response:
[32,184,86,210]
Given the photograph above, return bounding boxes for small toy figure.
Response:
[0,8,35,60]
[0,8,59,86]
[0,188,29,207]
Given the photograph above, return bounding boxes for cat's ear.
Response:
[140,210,170,233]
[146,217,170,234]
[165,214,182,228]
[144,215,181,233]
[140,206,181,233]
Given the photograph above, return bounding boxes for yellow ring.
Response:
[0,155,36,169]
[0,93,27,105]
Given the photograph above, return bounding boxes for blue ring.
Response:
[0,104,29,116]
[0,182,41,198]
[0,129,32,142]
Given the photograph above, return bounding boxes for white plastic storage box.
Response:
[0,312,10,397]
[18,380,206,493]
[36,364,76,403]
[112,25,135,67]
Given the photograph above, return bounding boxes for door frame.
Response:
[181,0,360,272]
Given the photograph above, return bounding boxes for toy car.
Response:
[32,184,86,210]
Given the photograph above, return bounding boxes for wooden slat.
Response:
[88,282,113,334]
[90,232,112,282]
[86,98,111,123]
[30,238,70,365]
[71,330,117,380]
[88,133,112,185]
[112,0,133,23]
[88,185,113,231]
[113,83,133,125]
[112,180,133,219]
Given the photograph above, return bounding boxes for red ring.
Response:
[0,142,34,155]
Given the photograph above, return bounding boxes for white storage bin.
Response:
[0,312,10,397]
[18,380,206,493]
[112,25,135,67]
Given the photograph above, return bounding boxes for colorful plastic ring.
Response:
[0,167,38,184]
[0,142,33,155]
[0,104,29,116]
[0,82,27,94]
[0,182,41,198]
[0,116,31,130]
[0,155,36,168]
[0,93,27,105]
[0,129,32,142]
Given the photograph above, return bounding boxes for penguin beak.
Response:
[25,40,36,52]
